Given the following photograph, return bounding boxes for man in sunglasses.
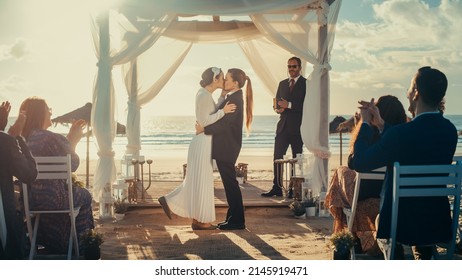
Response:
[262,57,306,198]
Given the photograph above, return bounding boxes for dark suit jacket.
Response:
[204,90,243,164]
[351,113,457,245]
[275,76,306,135]
[0,133,37,259]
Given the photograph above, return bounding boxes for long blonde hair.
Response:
[19,96,49,139]
[227,68,253,132]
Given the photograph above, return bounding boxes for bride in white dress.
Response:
[158,67,236,230]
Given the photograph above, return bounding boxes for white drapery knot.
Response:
[309,148,331,159]
[316,0,330,26]
[127,100,141,109]
[97,150,115,158]
[96,61,113,70]
[313,63,331,71]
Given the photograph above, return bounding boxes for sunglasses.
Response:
[287,65,299,69]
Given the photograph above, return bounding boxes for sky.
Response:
[0,0,461,123]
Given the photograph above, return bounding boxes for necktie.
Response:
[289,79,295,92]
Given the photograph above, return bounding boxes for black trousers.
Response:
[216,160,245,225]
[272,131,303,189]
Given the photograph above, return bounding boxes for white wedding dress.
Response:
[164,88,225,223]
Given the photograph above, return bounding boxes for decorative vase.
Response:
[84,246,101,260]
[115,213,125,221]
[294,213,306,219]
[332,248,351,260]
[236,177,244,184]
[306,206,316,217]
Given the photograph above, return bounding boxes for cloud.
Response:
[0,38,29,61]
[0,75,31,94]
[332,0,462,91]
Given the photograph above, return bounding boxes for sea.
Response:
[9,115,462,161]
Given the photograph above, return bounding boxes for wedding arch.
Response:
[90,0,342,202]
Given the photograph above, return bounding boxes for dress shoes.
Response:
[261,188,283,197]
[158,196,172,220]
[217,220,228,227]
[191,223,217,230]
[218,222,246,230]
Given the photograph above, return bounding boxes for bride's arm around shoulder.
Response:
[196,93,236,127]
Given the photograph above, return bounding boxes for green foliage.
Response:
[329,229,355,252]
[289,200,306,216]
[72,174,85,188]
[114,197,129,214]
[81,229,104,248]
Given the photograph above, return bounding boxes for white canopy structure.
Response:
[90,0,342,202]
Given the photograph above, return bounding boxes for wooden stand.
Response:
[289,176,305,201]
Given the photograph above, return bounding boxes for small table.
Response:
[289,176,305,201]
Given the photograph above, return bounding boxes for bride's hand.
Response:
[223,101,236,114]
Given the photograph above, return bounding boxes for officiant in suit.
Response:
[350,66,457,259]
[0,101,37,259]
[262,57,307,197]
[197,68,253,230]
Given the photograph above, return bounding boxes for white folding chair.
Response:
[343,167,385,259]
[452,156,462,250]
[386,161,462,260]
[22,155,80,260]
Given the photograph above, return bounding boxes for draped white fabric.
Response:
[90,10,176,201]
[91,0,341,200]
[122,40,193,156]
[118,0,318,16]
[301,0,341,193]
[238,38,294,96]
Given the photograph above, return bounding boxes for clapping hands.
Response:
[67,119,86,149]
[357,98,384,130]
[0,101,11,131]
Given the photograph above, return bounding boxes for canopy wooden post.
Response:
[339,131,343,166]
[86,125,90,187]
[318,13,329,192]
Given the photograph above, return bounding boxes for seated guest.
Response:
[0,101,37,259]
[12,97,94,254]
[326,95,407,254]
[351,67,457,259]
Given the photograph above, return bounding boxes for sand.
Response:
[75,153,346,260]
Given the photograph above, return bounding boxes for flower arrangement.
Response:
[72,174,85,188]
[81,229,104,248]
[329,229,355,253]
[113,197,129,214]
[289,200,306,216]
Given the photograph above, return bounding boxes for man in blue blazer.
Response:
[350,67,457,259]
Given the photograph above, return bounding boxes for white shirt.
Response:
[287,75,301,109]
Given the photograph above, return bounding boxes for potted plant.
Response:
[289,200,306,218]
[114,197,129,220]
[81,229,104,260]
[329,229,355,260]
[302,198,316,217]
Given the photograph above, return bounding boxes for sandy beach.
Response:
[75,152,346,182]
